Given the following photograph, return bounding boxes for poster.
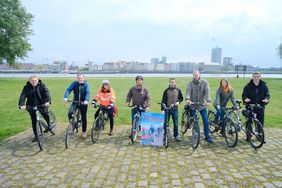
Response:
[140,112,164,147]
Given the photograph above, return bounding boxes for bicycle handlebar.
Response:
[158,102,175,110]
[128,105,146,110]
[26,104,46,111]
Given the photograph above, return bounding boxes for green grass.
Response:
[0,77,281,141]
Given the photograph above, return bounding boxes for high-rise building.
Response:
[211,46,222,64]
[161,56,167,64]
[223,57,233,67]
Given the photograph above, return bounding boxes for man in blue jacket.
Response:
[64,73,90,138]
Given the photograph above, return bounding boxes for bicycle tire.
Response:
[224,119,238,148]
[208,110,218,133]
[191,120,200,149]
[65,120,74,149]
[91,117,102,143]
[48,111,56,135]
[131,116,139,143]
[36,121,44,151]
[164,126,170,148]
[181,111,189,135]
[248,119,264,149]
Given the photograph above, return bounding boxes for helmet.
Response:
[135,75,143,80]
[102,80,110,85]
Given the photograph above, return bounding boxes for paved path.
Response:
[0,124,282,188]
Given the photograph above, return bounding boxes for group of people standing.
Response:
[19,70,270,144]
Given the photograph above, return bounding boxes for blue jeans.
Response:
[131,108,145,125]
[190,108,210,138]
[165,108,179,138]
[215,107,225,124]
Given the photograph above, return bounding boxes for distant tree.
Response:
[0,0,33,66]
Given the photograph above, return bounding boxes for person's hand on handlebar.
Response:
[45,102,50,107]
[262,98,269,103]
[20,105,26,110]
[145,107,150,112]
[186,99,192,106]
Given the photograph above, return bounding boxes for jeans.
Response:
[131,108,145,125]
[215,107,225,124]
[165,108,179,138]
[68,103,88,132]
[190,108,210,138]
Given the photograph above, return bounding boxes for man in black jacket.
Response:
[242,72,270,127]
[161,77,183,142]
[19,75,52,142]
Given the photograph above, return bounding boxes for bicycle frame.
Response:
[129,105,145,143]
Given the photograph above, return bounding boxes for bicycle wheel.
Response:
[224,119,238,148]
[248,119,264,149]
[36,121,44,151]
[181,111,189,135]
[91,117,102,143]
[208,110,218,133]
[191,120,200,149]
[48,111,56,135]
[131,116,139,143]
[164,126,170,148]
[65,120,74,149]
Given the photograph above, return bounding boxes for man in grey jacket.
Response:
[186,70,213,143]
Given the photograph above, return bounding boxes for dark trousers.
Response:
[68,103,88,132]
[94,107,114,130]
[29,107,50,136]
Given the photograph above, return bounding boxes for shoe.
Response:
[128,135,132,139]
[32,136,37,142]
[205,137,214,143]
[82,132,87,138]
[108,130,113,136]
[175,136,181,142]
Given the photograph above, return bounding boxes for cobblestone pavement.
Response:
[0,124,282,188]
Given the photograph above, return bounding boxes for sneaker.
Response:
[205,137,214,143]
[32,136,37,142]
[82,132,87,138]
[108,130,113,136]
[175,136,181,142]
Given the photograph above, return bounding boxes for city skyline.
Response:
[21,0,282,67]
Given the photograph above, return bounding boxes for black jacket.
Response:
[242,79,270,108]
[161,87,183,110]
[18,80,51,107]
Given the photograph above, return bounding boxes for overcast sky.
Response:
[21,0,282,67]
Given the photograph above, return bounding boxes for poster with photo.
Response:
[140,112,164,147]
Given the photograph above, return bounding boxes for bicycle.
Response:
[26,105,56,151]
[180,102,202,149]
[91,105,110,143]
[129,105,145,143]
[233,103,265,149]
[65,100,82,149]
[158,103,174,148]
[208,106,238,148]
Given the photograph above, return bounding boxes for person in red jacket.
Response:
[92,80,116,136]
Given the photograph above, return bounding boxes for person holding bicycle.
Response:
[242,72,270,140]
[18,75,53,142]
[126,75,151,135]
[64,73,90,138]
[92,80,116,136]
[161,77,183,142]
[213,79,239,133]
[186,70,213,143]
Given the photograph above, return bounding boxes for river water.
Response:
[0,73,282,78]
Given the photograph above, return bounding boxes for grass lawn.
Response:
[0,76,281,141]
